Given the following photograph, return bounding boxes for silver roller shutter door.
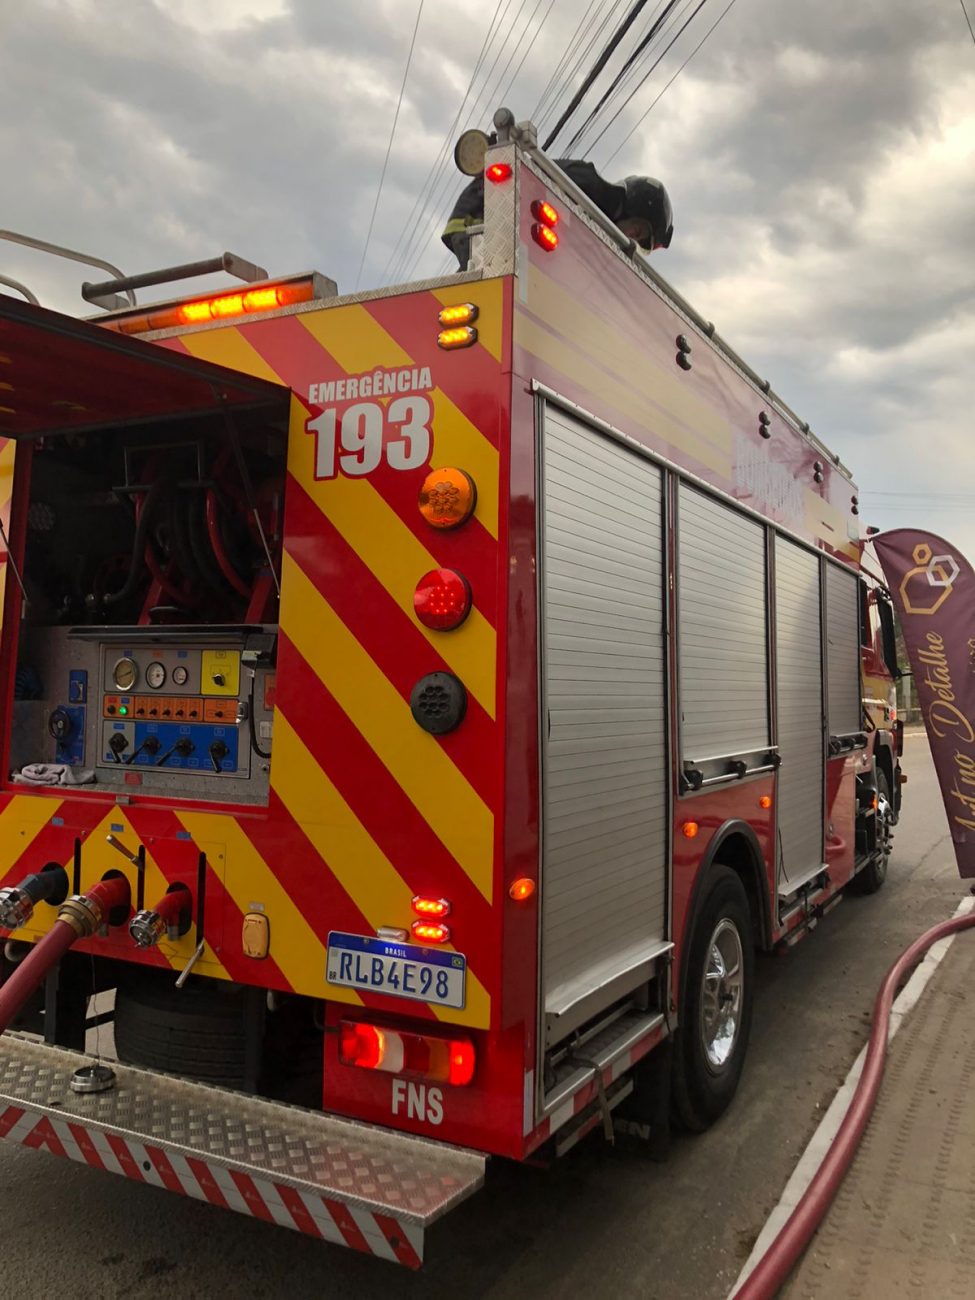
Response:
[678,486,769,760]
[539,407,667,1029]
[825,563,862,736]
[775,537,824,889]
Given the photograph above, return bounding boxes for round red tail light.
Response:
[414,568,472,630]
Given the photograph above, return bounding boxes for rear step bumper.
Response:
[0,1034,485,1268]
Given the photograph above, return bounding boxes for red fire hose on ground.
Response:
[0,877,131,1037]
[733,905,975,1299]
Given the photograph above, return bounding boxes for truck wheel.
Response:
[672,866,754,1132]
[852,769,893,895]
[114,974,250,1089]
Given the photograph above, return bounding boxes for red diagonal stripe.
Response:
[185,1155,229,1208]
[146,1144,185,1195]
[322,1196,371,1254]
[68,1123,106,1170]
[375,1213,423,1269]
[0,1106,25,1138]
[23,1115,67,1157]
[276,1183,322,1238]
[275,656,493,974]
[283,479,498,811]
[230,1170,275,1222]
[106,1132,144,1180]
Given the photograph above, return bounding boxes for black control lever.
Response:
[208,740,229,773]
[156,737,195,767]
[126,735,162,765]
[108,732,129,763]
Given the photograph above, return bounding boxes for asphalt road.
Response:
[1,733,966,1300]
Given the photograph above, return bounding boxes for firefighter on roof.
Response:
[442,160,674,270]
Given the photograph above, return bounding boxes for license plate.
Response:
[325,932,467,1010]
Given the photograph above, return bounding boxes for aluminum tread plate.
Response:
[0,1035,484,1225]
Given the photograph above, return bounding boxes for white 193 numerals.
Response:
[306,396,432,480]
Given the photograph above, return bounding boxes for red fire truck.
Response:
[0,112,901,1266]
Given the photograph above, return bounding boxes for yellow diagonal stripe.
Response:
[0,796,62,878]
[176,809,361,1003]
[0,438,15,515]
[280,551,494,903]
[178,326,284,385]
[272,714,489,1029]
[433,278,503,363]
[298,304,499,537]
[286,403,496,716]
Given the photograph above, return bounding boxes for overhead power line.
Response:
[355,0,425,290]
[601,0,740,164]
[542,0,655,150]
[563,0,681,151]
[961,0,975,46]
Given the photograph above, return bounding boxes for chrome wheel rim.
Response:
[875,790,893,881]
[701,918,744,1071]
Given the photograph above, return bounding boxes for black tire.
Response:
[114,973,250,1089]
[672,865,754,1132]
[851,768,892,895]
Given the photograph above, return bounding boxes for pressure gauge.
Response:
[146,661,167,690]
[113,657,138,691]
[172,665,189,687]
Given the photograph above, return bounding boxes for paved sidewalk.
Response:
[783,913,975,1298]
[730,896,975,1299]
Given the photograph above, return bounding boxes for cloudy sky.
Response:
[2,0,973,557]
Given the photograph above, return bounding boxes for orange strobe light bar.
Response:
[97,275,322,335]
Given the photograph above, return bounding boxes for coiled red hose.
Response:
[734,907,975,1299]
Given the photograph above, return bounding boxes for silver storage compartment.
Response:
[677,484,769,761]
[824,562,861,736]
[538,405,668,1046]
[774,537,825,891]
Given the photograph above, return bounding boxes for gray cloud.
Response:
[2,0,973,556]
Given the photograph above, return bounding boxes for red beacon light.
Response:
[414,568,472,631]
[412,896,451,919]
[532,223,559,252]
[485,162,512,184]
[411,920,450,944]
[531,199,560,227]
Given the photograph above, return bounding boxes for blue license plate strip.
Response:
[325,932,467,1010]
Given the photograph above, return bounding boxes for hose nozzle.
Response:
[129,885,192,948]
[0,867,70,930]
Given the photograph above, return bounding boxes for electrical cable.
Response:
[597,0,738,163]
[533,0,627,128]
[354,0,425,291]
[497,0,556,108]
[562,0,681,151]
[399,0,543,282]
[570,0,696,152]
[380,0,511,285]
[541,0,655,150]
[961,0,975,47]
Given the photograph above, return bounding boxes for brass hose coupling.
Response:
[58,893,109,939]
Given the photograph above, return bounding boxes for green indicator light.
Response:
[118,706,128,715]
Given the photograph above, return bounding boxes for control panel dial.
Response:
[145,662,167,689]
[113,657,139,691]
[171,665,189,687]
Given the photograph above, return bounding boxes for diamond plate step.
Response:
[0,1034,485,1266]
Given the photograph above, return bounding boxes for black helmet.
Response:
[621,175,674,250]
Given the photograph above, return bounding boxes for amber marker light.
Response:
[438,302,479,327]
[418,467,477,529]
[509,877,536,901]
[486,162,512,183]
[411,920,451,944]
[759,795,772,810]
[681,821,700,839]
[437,325,477,350]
